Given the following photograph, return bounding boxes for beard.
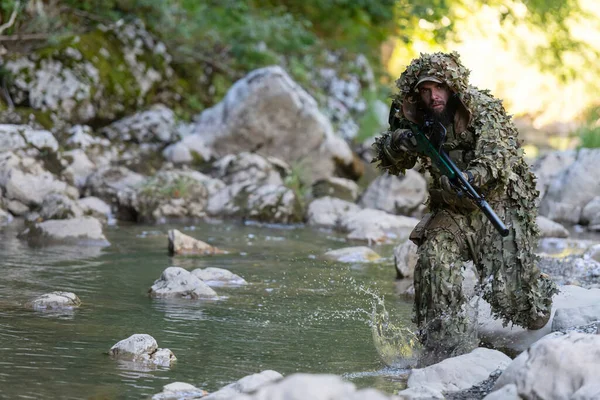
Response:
[423,104,453,126]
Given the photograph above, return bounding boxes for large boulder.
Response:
[183,66,355,183]
[212,153,287,186]
[359,170,427,217]
[0,124,59,152]
[538,148,600,225]
[489,332,600,399]
[18,216,109,246]
[477,285,600,355]
[531,149,577,200]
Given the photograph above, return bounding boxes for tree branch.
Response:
[0,1,20,35]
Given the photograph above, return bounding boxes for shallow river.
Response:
[0,220,414,399]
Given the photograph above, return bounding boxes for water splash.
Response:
[360,285,422,369]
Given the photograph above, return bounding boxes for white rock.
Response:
[109,334,158,359]
[19,216,109,246]
[152,382,208,400]
[30,291,81,310]
[149,267,218,299]
[203,370,283,400]
[359,170,427,216]
[191,267,247,286]
[477,285,600,355]
[482,384,519,400]
[394,240,418,279]
[492,332,600,399]
[306,197,361,229]
[536,215,569,238]
[402,348,511,394]
[341,208,419,243]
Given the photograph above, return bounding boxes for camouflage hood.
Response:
[393,51,473,133]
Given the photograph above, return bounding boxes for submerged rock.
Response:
[323,246,381,263]
[168,229,225,256]
[30,291,82,310]
[191,268,246,286]
[152,382,208,400]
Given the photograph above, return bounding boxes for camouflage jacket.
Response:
[373,52,539,220]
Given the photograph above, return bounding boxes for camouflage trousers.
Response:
[412,206,557,360]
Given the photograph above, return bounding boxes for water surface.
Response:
[0,220,414,399]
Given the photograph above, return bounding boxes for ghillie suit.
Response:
[373,52,557,360]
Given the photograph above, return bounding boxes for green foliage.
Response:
[576,105,600,149]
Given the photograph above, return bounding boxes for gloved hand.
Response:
[437,173,477,211]
[389,128,418,153]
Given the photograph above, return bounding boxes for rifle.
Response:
[404,120,509,237]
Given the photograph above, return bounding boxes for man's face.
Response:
[417,81,451,116]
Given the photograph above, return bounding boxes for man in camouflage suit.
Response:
[373,52,557,360]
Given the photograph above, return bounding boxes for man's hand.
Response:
[390,128,418,153]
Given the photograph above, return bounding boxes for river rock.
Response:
[162,132,214,164]
[394,240,418,279]
[359,170,427,217]
[539,148,600,224]
[399,348,511,398]
[234,373,395,400]
[341,209,419,243]
[191,268,247,286]
[305,197,361,229]
[0,207,13,225]
[531,149,577,200]
[168,229,225,256]
[39,193,84,220]
[30,291,82,310]
[477,285,600,355]
[212,153,286,186]
[0,124,59,152]
[149,267,218,299]
[311,177,360,202]
[62,149,97,189]
[203,370,283,400]
[109,333,176,367]
[101,104,177,143]
[187,66,354,183]
[0,152,79,208]
[490,332,600,399]
[84,165,145,207]
[208,183,303,224]
[581,196,600,227]
[536,215,569,238]
[77,196,113,223]
[65,125,110,150]
[152,382,208,400]
[131,170,211,223]
[324,246,381,263]
[19,216,110,246]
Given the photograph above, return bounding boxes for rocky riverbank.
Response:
[2,18,600,400]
